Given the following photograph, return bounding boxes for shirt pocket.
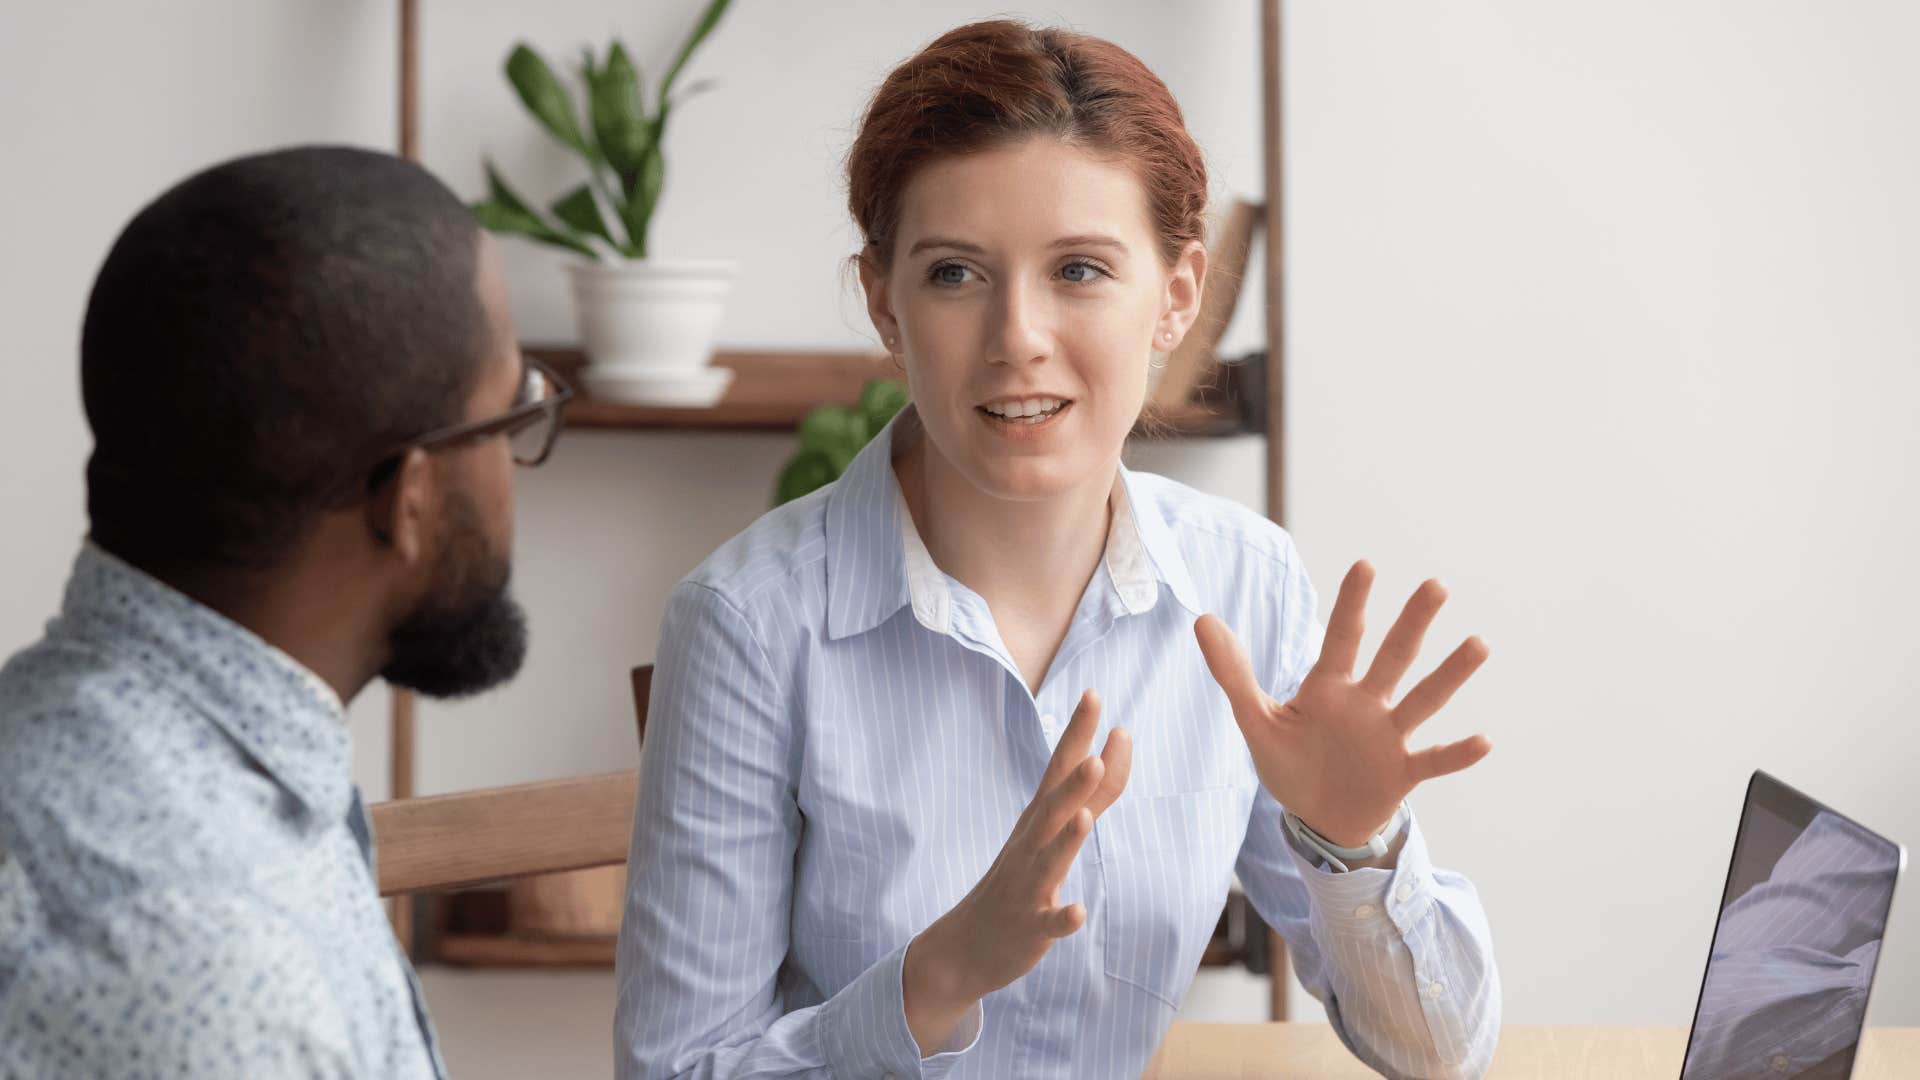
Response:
[1095,785,1248,1007]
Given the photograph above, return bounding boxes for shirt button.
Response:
[1041,713,1058,730]
[1353,904,1377,918]
[1427,980,1447,998]
[1395,882,1416,903]
[1771,1056,1792,1073]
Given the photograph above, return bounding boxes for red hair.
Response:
[847,19,1209,270]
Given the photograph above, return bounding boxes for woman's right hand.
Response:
[902,689,1132,1054]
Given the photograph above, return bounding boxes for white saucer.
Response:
[584,366,735,408]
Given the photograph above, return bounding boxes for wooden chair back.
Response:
[370,771,636,897]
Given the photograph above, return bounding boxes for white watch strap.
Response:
[1286,802,1409,872]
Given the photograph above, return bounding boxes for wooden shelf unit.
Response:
[532,346,1248,438]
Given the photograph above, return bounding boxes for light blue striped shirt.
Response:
[616,413,1500,1079]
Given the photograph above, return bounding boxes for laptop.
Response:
[1680,770,1905,1079]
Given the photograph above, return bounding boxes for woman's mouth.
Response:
[977,397,1071,425]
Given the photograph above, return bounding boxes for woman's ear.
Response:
[1158,239,1209,347]
[366,446,434,567]
[857,250,902,353]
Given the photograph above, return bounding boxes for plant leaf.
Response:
[550,183,615,246]
[858,379,910,434]
[589,42,650,181]
[774,448,840,507]
[506,44,598,163]
[471,198,598,259]
[799,404,867,466]
[659,0,733,103]
[620,117,666,259]
[483,159,540,217]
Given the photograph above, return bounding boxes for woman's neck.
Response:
[893,420,1115,690]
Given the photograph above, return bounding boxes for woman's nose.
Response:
[988,280,1052,367]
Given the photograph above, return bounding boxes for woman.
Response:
[617,20,1499,1080]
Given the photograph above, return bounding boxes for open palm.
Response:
[1194,560,1492,848]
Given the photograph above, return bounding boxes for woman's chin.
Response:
[965,455,1105,504]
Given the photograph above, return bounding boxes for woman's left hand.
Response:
[1194,560,1492,849]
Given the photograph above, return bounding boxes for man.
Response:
[0,146,569,1076]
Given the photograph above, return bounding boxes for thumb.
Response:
[1194,614,1268,720]
[1046,902,1087,938]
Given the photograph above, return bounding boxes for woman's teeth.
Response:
[981,398,1067,422]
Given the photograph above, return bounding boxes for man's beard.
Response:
[380,489,528,699]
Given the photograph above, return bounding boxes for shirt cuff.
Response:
[1285,809,1438,939]
[818,937,983,1079]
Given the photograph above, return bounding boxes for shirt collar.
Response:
[54,542,353,821]
[823,409,1203,641]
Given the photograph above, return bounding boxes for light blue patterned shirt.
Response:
[0,544,442,1079]
[615,413,1500,1079]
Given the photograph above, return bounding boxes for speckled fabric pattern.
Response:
[0,542,442,1079]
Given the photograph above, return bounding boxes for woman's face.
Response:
[861,137,1204,503]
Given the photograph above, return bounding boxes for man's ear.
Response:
[857,250,902,351]
[366,446,434,567]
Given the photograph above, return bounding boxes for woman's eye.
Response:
[1060,260,1107,284]
[930,262,974,286]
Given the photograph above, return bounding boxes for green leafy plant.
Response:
[471,0,733,260]
[774,380,910,506]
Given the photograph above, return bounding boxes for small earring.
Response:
[1162,330,1175,344]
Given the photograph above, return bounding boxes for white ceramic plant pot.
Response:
[567,258,740,405]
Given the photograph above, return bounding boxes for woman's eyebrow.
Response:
[905,233,1131,256]
[906,235,984,256]
[1048,233,1128,253]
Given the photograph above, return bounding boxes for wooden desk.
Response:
[1144,1024,1920,1078]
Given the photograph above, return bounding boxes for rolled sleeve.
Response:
[1242,797,1502,1080]
[1286,811,1439,940]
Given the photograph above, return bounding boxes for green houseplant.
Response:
[775,380,910,506]
[472,0,740,406]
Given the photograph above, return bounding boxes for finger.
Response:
[1037,689,1103,794]
[1045,902,1087,938]
[1317,560,1375,678]
[1194,615,1268,719]
[1033,806,1095,889]
[1360,579,1447,698]
[1394,635,1491,734]
[1409,733,1493,782]
[1081,727,1133,818]
[1026,756,1105,846]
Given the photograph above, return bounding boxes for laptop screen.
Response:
[1680,771,1903,1080]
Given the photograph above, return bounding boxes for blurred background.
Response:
[3,2,1916,1075]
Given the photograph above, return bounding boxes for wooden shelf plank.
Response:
[533,346,1247,439]
[433,932,616,969]
[535,346,894,432]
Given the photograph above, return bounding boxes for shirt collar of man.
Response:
[52,541,354,823]
[823,407,1203,641]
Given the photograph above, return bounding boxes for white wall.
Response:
[4,0,1916,1067]
[1284,0,1920,1028]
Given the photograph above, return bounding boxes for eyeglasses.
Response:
[367,355,575,489]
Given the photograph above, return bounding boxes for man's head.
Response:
[81,145,545,699]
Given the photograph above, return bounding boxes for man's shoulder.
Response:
[0,878,359,1077]
[0,636,292,914]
